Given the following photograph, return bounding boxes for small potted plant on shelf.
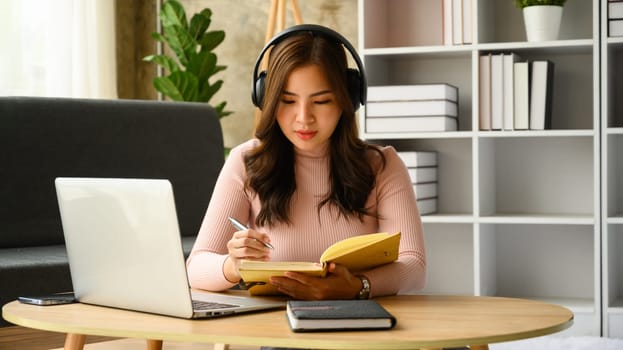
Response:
[514,0,567,42]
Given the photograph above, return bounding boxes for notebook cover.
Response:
[286,300,396,332]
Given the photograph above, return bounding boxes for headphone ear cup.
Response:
[346,68,362,111]
[253,71,267,109]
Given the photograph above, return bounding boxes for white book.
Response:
[413,183,438,200]
[513,61,530,130]
[407,167,437,184]
[397,151,438,167]
[610,19,623,36]
[490,54,504,130]
[366,116,458,133]
[503,53,519,130]
[529,60,554,130]
[417,198,438,215]
[367,84,458,102]
[479,54,491,130]
[462,0,473,44]
[443,0,453,45]
[609,2,623,19]
[452,0,463,45]
[366,100,457,117]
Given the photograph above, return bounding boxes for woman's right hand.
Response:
[223,228,271,282]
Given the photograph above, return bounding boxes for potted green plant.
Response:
[144,0,232,119]
[514,0,567,42]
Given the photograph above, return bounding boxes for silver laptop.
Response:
[55,177,284,319]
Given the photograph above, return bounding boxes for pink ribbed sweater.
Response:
[186,139,426,298]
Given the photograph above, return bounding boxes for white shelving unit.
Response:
[358,0,601,336]
[601,0,623,338]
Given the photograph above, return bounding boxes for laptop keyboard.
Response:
[192,299,239,310]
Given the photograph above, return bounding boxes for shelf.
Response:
[365,130,599,140]
[419,223,474,295]
[606,136,623,216]
[478,214,594,225]
[605,224,623,319]
[359,0,602,337]
[607,216,623,224]
[421,214,474,224]
[363,46,473,57]
[609,298,623,310]
[479,224,595,301]
[477,39,595,54]
[362,131,473,140]
[477,130,596,138]
[477,0,595,43]
[479,137,595,216]
[607,37,623,44]
[605,45,623,129]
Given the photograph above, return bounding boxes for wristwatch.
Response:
[356,275,370,300]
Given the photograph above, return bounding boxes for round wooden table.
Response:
[2,294,573,350]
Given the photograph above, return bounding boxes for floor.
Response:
[48,338,258,350]
[490,335,623,350]
[0,326,113,350]
[0,326,257,350]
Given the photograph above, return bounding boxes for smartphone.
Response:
[18,292,76,306]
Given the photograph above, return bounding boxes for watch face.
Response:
[358,276,370,299]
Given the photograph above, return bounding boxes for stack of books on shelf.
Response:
[397,151,438,215]
[610,0,623,37]
[479,53,554,131]
[443,0,473,45]
[366,84,459,133]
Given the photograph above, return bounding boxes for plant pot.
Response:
[523,5,563,42]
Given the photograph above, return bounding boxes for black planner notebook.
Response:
[286,299,396,332]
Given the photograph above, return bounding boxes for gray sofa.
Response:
[0,97,224,326]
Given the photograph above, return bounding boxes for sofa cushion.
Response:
[0,97,224,248]
[0,245,73,326]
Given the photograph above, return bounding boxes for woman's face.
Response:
[276,64,342,154]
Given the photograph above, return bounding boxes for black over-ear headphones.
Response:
[251,24,367,111]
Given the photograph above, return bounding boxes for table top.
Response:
[2,294,573,350]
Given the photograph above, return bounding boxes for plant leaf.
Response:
[198,79,223,102]
[160,0,187,29]
[188,51,217,87]
[150,32,165,42]
[213,65,227,75]
[213,101,233,119]
[189,9,212,40]
[154,72,199,101]
[162,24,196,66]
[143,54,180,73]
[150,1,231,119]
[153,77,183,101]
[199,31,225,52]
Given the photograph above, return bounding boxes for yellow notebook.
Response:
[238,232,401,295]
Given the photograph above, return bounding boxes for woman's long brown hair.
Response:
[245,31,385,227]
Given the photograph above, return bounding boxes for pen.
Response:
[228,217,274,250]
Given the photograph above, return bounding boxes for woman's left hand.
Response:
[269,263,362,300]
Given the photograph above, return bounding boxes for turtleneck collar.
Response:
[293,143,330,159]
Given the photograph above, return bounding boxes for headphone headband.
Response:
[251,24,367,110]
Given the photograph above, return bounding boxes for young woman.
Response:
[186,25,426,300]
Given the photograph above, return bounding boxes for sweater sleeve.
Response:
[365,147,426,297]
[186,141,256,291]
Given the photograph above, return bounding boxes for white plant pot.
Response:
[523,5,563,42]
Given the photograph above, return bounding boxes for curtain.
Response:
[0,0,117,99]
